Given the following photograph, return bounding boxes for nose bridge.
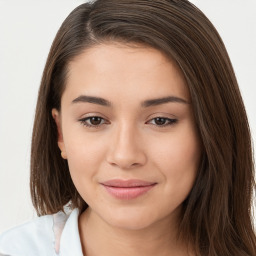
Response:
[117,121,135,145]
[107,120,146,169]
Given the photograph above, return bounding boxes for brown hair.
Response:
[30,0,256,255]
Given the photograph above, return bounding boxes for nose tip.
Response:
[106,129,147,170]
[107,152,143,170]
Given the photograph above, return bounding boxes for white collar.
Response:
[53,208,83,256]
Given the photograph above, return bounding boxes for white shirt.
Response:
[0,208,83,256]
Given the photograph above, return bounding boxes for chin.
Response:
[102,207,162,231]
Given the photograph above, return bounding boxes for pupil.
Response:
[155,117,166,125]
[91,117,101,125]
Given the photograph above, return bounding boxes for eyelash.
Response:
[79,116,108,128]
[149,117,178,127]
[78,116,178,129]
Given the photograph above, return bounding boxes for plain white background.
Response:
[0,0,255,233]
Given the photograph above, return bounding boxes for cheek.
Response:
[63,129,107,188]
[152,127,201,194]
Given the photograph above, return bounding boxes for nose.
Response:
[106,124,147,170]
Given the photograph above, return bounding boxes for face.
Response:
[52,43,201,230]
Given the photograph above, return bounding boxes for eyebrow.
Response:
[142,96,189,107]
[71,95,189,107]
[72,95,111,106]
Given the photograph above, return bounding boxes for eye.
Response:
[147,117,178,127]
[79,116,108,128]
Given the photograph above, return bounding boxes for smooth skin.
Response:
[52,43,201,256]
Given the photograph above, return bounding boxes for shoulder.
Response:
[0,208,82,256]
[0,213,55,256]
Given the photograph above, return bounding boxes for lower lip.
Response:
[102,184,155,200]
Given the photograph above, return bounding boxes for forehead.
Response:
[63,43,190,104]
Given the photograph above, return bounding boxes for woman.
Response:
[0,0,255,255]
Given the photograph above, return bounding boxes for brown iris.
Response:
[90,117,102,125]
[154,117,167,126]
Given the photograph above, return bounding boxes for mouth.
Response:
[100,179,157,200]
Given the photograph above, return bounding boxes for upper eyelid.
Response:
[147,117,176,122]
[78,112,107,119]
[79,112,177,119]
[79,116,109,123]
[146,117,177,125]
[149,113,178,119]
[78,115,176,121]
[79,116,177,126]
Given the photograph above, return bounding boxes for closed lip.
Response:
[100,179,157,188]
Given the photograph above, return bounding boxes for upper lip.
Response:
[101,179,157,188]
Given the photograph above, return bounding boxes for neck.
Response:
[78,207,192,256]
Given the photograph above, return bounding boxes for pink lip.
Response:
[100,179,157,200]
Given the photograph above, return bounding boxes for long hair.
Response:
[30,0,256,255]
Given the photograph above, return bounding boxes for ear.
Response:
[52,108,67,159]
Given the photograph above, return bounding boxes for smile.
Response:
[100,179,157,200]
